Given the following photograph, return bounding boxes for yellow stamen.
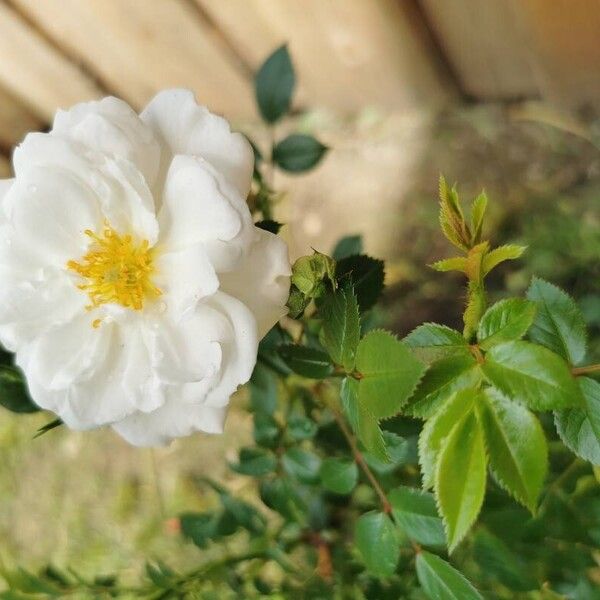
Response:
[67,222,161,314]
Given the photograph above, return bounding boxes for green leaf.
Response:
[230,447,277,476]
[220,495,266,534]
[355,512,400,577]
[482,341,582,411]
[341,377,388,462]
[355,330,426,420]
[473,529,536,591]
[253,412,280,447]
[477,298,537,350]
[282,447,321,483]
[364,431,409,474]
[320,285,360,371]
[418,388,478,489]
[404,323,470,362]
[482,244,526,276]
[555,377,600,464]
[438,175,469,251]
[0,365,39,413]
[180,512,218,549]
[332,234,362,260]
[478,388,547,512]
[358,407,389,463]
[255,44,295,123]
[33,419,63,439]
[430,257,467,273]
[250,363,278,414]
[257,325,293,376]
[526,277,587,365]
[389,486,445,547]
[259,478,306,521]
[336,255,384,312]
[405,354,481,419]
[416,551,483,600]
[435,411,487,552]
[287,415,318,440]
[272,134,328,173]
[278,344,334,379]
[320,458,358,494]
[145,562,175,588]
[255,219,282,234]
[1,568,61,596]
[470,192,487,244]
[286,286,310,319]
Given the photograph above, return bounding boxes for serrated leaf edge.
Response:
[434,411,487,553]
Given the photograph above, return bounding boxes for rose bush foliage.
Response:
[0,46,599,599]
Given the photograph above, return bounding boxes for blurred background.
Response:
[0,0,599,583]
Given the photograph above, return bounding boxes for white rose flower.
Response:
[0,89,291,446]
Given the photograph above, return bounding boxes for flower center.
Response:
[67,222,161,318]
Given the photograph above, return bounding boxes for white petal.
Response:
[0,178,13,213]
[112,401,227,447]
[24,321,165,429]
[53,96,160,188]
[109,291,258,446]
[145,300,228,388]
[158,155,254,270]
[95,156,159,245]
[154,243,218,316]
[203,291,258,407]
[0,270,84,351]
[220,227,291,338]
[158,155,241,246]
[3,166,102,266]
[140,88,253,198]
[17,311,112,391]
[0,222,42,282]
[13,132,95,178]
[13,133,159,247]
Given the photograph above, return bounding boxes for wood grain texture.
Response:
[11,0,255,118]
[0,84,42,151]
[517,0,600,109]
[419,0,537,100]
[197,0,454,112]
[0,2,102,120]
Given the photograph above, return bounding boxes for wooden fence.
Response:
[0,0,598,174]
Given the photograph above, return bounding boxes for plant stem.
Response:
[572,363,600,376]
[538,458,582,516]
[330,408,392,514]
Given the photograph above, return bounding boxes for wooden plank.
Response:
[516,0,600,110]
[11,0,255,118]
[0,2,102,121]
[0,84,43,151]
[419,0,537,100]
[0,155,11,177]
[196,0,454,113]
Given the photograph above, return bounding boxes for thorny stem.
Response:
[330,408,392,514]
[317,384,420,552]
[538,458,582,516]
[572,363,600,376]
[469,344,485,364]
